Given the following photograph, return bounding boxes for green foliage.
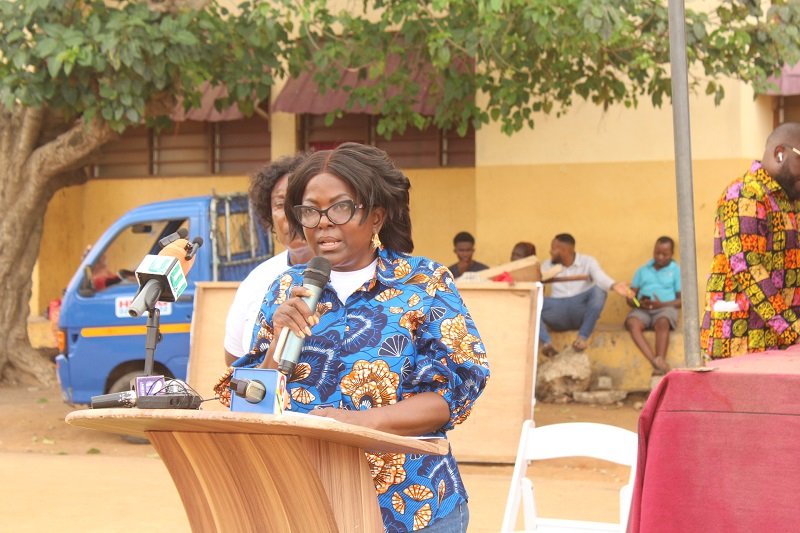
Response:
[1,0,798,138]
[284,0,800,136]
[0,0,289,132]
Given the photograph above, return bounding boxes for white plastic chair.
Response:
[501,421,638,533]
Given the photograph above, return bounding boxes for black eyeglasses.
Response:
[293,200,364,229]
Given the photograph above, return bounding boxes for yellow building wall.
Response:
[474,158,747,325]
[407,168,476,265]
[472,78,775,325]
[475,78,772,165]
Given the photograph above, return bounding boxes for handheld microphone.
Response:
[184,236,203,260]
[277,256,331,376]
[91,390,137,409]
[128,237,198,317]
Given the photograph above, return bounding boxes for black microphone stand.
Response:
[129,278,164,377]
[143,305,162,377]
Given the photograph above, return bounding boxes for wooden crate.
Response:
[187,282,239,412]
[448,282,540,463]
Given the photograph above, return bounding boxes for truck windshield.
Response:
[87,218,189,292]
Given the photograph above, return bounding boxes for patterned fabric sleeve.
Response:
[408,265,490,432]
[719,187,800,342]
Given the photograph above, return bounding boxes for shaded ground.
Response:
[0,383,646,532]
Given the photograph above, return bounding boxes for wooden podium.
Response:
[66,409,448,533]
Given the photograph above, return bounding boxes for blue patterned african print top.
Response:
[233,246,490,531]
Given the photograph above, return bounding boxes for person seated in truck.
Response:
[84,246,136,291]
[224,153,314,365]
[90,252,122,290]
[625,236,682,376]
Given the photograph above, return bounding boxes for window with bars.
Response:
[301,114,475,168]
[93,116,271,178]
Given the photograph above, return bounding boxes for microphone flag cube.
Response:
[134,254,188,302]
[135,375,166,397]
[229,368,287,415]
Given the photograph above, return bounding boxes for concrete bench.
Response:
[549,324,686,391]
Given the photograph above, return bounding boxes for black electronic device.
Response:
[90,379,203,410]
[136,394,203,409]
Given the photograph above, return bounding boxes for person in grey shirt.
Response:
[540,233,631,356]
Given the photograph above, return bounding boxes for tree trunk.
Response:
[0,105,116,386]
[0,191,55,386]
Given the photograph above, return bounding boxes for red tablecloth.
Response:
[628,347,800,532]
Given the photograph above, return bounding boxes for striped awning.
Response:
[272,56,446,116]
[171,82,255,122]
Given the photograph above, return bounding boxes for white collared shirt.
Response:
[542,253,615,298]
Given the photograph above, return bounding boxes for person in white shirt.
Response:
[223,154,313,364]
[540,233,631,355]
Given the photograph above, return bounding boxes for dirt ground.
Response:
[0,382,646,532]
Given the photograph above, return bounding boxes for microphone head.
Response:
[177,227,188,239]
[192,236,204,246]
[304,256,331,288]
[159,238,196,276]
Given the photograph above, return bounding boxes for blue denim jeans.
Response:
[417,501,469,533]
[539,286,608,344]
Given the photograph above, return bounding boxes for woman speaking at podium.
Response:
[215,142,490,532]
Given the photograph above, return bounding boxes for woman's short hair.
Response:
[249,153,307,232]
[285,143,414,253]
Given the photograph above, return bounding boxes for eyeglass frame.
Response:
[292,199,365,229]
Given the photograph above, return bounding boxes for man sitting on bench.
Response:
[540,233,631,356]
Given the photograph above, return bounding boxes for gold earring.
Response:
[371,232,382,250]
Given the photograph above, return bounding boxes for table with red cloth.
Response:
[628,347,800,532]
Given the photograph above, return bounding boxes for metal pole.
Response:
[668,0,702,367]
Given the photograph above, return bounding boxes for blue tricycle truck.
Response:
[55,193,270,404]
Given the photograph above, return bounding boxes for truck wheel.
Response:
[108,371,142,394]
[108,371,149,445]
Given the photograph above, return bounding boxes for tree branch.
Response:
[0,107,14,176]
[252,105,269,120]
[25,118,117,192]
[17,106,45,163]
